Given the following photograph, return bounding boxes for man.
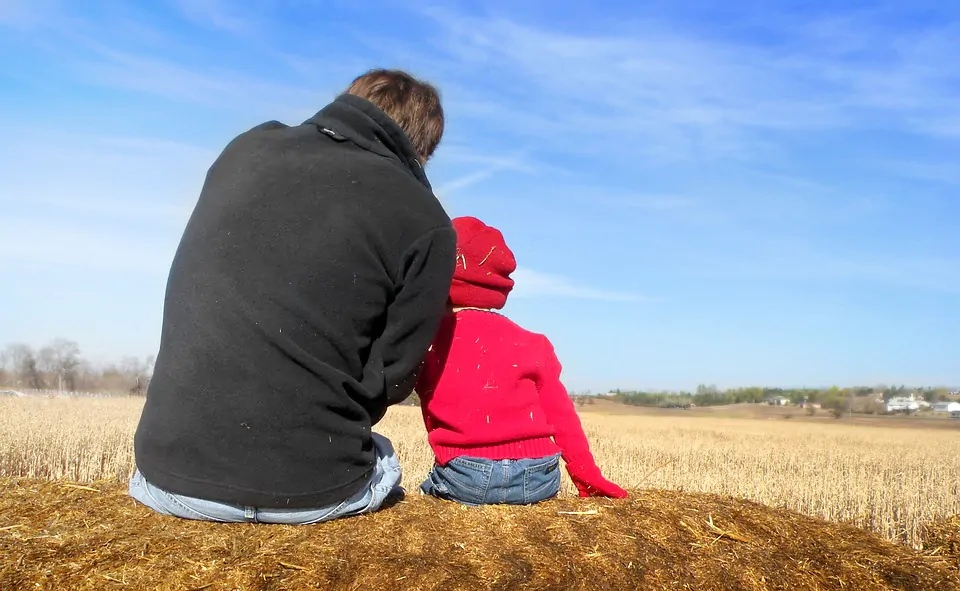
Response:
[129,69,456,524]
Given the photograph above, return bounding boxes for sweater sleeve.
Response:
[533,336,599,474]
[361,226,456,423]
[534,337,627,498]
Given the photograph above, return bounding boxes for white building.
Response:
[886,396,921,413]
[932,401,960,414]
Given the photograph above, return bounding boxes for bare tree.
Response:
[119,355,155,395]
[119,356,145,377]
[73,360,100,391]
[23,353,44,389]
[37,346,56,374]
[3,343,41,388]
[38,339,82,391]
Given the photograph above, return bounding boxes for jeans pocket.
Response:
[522,455,562,503]
[432,457,493,505]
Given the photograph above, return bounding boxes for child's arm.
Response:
[534,336,628,498]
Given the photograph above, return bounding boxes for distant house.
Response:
[767,397,791,406]
[0,390,26,398]
[932,401,960,414]
[886,396,921,413]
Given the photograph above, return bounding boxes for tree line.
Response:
[3,342,954,406]
[0,340,154,395]
[607,384,958,410]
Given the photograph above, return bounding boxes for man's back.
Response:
[134,94,455,508]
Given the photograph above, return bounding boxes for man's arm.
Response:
[362,226,456,423]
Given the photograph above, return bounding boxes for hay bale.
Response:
[1,477,956,591]
[922,515,960,573]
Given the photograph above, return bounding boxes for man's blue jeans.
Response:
[420,453,562,506]
[128,433,402,524]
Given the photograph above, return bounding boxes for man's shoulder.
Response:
[211,120,295,163]
[247,120,290,134]
[213,119,449,229]
[228,120,292,144]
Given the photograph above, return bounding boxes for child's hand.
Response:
[569,470,629,498]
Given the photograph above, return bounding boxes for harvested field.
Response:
[2,477,958,591]
[3,397,960,547]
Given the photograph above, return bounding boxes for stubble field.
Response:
[2,395,959,548]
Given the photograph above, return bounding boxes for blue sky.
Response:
[1,0,958,391]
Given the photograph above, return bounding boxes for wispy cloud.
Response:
[23,194,194,228]
[438,145,539,172]
[695,250,960,294]
[0,214,175,274]
[2,132,214,212]
[72,44,323,117]
[434,154,532,199]
[2,3,333,120]
[403,5,960,162]
[172,0,252,35]
[0,131,210,274]
[591,194,695,212]
[885,160,960,186]
[435,167,504,197]
[825,258,960,294]
[511,268,649,302]
[0,0,53,26]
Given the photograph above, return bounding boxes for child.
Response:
[415,216,627,505]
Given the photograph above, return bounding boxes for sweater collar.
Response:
[305,94,431,189]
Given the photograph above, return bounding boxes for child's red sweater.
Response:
[415,309,597,470]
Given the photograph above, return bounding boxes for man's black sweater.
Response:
[133,94,456,508]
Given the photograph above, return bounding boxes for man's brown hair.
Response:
[345,69,444,162]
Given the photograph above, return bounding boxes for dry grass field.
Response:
[2,395,960,549]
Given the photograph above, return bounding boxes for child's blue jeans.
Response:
[420,453,562,506]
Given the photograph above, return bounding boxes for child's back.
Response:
[415,216,626,505]
[417,309,565,466]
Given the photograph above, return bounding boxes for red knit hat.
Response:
[450,217,516,310]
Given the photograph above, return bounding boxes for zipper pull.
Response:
[320,127,348,141]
